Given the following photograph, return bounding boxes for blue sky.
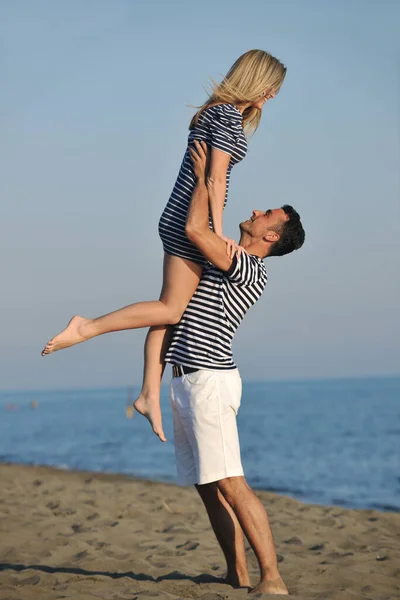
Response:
[1,0,399,390]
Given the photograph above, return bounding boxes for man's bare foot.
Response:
[41,315,91,356]
[134,393,166,442]
[250,575,288,595]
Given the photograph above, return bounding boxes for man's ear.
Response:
[263,230,280,243]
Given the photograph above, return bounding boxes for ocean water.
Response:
[0,377,399,512]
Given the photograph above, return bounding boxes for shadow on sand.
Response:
[0,561,226,585]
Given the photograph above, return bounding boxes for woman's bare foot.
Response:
[41,315,91,356]
[134,393,166,442]
[250,575,288,595]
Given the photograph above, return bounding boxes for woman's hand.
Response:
[219,235,246,259]
[189,140,209,181]
[191,140,246,260]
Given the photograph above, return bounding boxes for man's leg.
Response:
[195,482,250,588]
[217,476,288,595]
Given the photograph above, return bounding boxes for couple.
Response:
[41,50,305,593]
[45,140,305,594]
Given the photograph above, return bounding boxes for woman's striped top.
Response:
[165,252,268,370]
[158,103,248,265]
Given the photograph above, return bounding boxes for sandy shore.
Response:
[0,464,398,600]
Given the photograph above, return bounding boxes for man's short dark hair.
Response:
[269,205,305,257]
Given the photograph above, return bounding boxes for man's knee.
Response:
[217,476,249,507]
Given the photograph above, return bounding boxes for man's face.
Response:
[240,208,288,239]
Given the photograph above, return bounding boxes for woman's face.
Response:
[252,88,277,110]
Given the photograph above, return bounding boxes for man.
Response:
[164,141,305,595]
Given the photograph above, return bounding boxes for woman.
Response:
[41,49,286,442]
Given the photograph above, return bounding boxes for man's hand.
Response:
[189,140,209,182]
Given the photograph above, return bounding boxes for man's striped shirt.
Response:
[165,252,268,370]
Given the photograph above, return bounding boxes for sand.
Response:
[0,464,398,600]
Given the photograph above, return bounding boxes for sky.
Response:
[1,0,399,391]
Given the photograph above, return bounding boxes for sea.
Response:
[0,377,399,512]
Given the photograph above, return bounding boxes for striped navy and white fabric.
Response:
[158,104,248,266]
[165,252,267,370]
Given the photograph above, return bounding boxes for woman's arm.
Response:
[206,147,231,238]
[186,141,233,271]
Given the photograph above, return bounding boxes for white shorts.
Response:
[170,368,244,486]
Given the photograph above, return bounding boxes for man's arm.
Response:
[185,141,233,272]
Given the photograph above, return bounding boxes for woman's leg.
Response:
[41,254,202,356]
[133,254,203,441]
[133,325,172,442]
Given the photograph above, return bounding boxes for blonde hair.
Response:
[190,49,286,135]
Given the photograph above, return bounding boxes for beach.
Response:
[0,464,398,600]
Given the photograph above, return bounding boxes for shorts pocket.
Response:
[183,370,214,386]
[226,370,242,415]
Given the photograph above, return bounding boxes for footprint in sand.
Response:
[326,551,354,560]
[55,537,69,547]
[71,523,91,533]
[137,542,158,550]
[74,550,89,560]
[309,543,325,551]
[283,536,303,545]
[161,524,190,534]
[104,550,130,559]
[86,540,110,549]
[55,507,76,516]
[86,512,100,521]
[176,541,199,551]
[18,575,41,586]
